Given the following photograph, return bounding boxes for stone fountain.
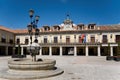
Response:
[0,42,64,79]
[0,9,63,79]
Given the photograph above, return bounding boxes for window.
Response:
[9,39,13,44]
[78,26,83,30]
[9,36,13,44]
[74,35,76,39]
[44,26,50,31]
[91,37,95,43]
[44,38,47,43]
[77,24,84,30]
[103,35,107,43]
[66,36,70,43]
[34,39,38,43]
[16,38,20,44]
[79,36,82,43]
[103,35,107,39]
[1,35,6,43]
[88,24,95,29]
[110,34,112,38]
[25,38,29,44]
[91,25,94,29]
[88,25,91,29]
[44,27,47,31]
[54,37,58,43]
[116,35,120,42]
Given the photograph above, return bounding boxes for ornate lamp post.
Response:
[27,9,40,62]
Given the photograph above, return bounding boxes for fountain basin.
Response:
[0,58,64,79]
[8,59,56,70]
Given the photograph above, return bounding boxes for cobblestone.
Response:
[0,56,120,80]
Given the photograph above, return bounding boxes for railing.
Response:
[116,40,120,43]
[0,41,14,45]
[102,39,108,43]
[25,41,29,45]
[39,42,100,45]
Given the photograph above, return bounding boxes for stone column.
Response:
[97,46,101,56]
[110,46,113,56]
[5,46,8,55]
[49,46,52,56]
[74,46,77,56]
[60,46,62,56]
[85,46,88,56]
[21,47,23,55]
[12,47,15,55]
[39,47,42,55]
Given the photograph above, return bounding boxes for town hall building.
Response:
[0,15,120,56]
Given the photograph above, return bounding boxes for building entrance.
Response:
[42,47,49,55]
[113,47,118,56]
[101,47,110,56]
[63,47,74,55]
[8,47,13,55]
[23,47,30,55]
[77,47,85,56]
[88,47,97,56]
[0,46,6,55]
[52,47,60,55]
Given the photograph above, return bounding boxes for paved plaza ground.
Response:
[0,56,120,80]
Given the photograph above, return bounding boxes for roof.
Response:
[0,26,13,33]
[13,29,28,34]
[1,25,120,34]
[99,25,120,30]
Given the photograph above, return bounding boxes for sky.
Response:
[0,0,120,29]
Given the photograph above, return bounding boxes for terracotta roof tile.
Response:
[101,25,120,30]
[0,26,14,33]
[13,29,38,34]
[1,25,120,34]
[13,29,28,34]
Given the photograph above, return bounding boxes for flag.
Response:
[83,35,86,43]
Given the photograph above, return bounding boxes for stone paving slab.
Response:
[0,56,120,80]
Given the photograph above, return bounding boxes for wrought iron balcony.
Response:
[116,39,120,43]
[39,42,100,46]
[102,39,108,43]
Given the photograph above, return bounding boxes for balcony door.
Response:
[116,35,120,42]
[66,37,70,43]
[91,37,95,43]
[54,37,58,43]
[103,35,107,43]
[79,36,82,43]
[44,38,47,43]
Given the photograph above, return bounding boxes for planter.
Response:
[114,56,120,61]
[106,56,114,60]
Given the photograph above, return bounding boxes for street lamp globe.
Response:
[29,9,34,18]
[35,15,40,22]
[27,24,32,33]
